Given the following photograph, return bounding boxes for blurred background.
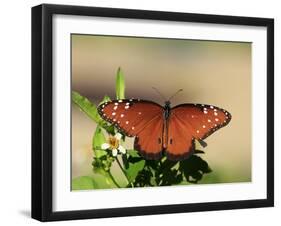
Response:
[71,34,252,185]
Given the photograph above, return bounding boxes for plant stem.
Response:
[107,170,121,188]
[116,157,134,187]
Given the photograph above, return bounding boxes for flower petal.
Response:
[118,145,126,154]
[112,149,118,157]
[114,133,122,140]
[101,143,110,150]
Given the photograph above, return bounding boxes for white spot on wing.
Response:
[138,112,142,115]
[120,114,124,118]
[113,106,118,110]
[208,119,211,122]
[215,118,219,122]
[203,125,206,128]
[126,121,129,124]
[112,112,116,116]
[196,130,200,133]
[214,112,218,116]
[125,106,129,109]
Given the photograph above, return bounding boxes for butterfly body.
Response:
[163,101,171,120]
[98,99,231,161]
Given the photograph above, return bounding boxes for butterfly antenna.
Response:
[168,89,183,101]
[152,87,167,101]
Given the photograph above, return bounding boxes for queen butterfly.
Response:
[97,97,231,161]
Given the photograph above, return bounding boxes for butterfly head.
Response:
[164,100,171,109]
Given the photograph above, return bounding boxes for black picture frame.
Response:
[32,3,274,222]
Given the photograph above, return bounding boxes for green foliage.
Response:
[126,149,141,158]
[72,91,103,124]
[92,126,107,158]
[134,168,154,187]
[116,67,125,99]
[72,174,118,190]
[131,155,212,187]
[72,67,213,190]
[92,155,114,173]
[179,155,212,183]
[72,176,96,190]
[99,95,111,104]
[92,174,118,188]
[126,160,145,182]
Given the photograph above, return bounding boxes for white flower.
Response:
[101,133,126,157]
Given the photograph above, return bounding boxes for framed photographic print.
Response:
[31,4,274,221]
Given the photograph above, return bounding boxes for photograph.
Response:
[71,34,252,190]
[30,3,274,221]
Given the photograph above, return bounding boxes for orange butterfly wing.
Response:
[134,114,164,160]
[166,104,231,161]
[98,99,164,159]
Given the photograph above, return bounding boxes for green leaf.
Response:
[99,95,111,105]
[72,176,96,190]
[72,174,118,190]
[116,67,125,99]
[134,168,154,187]
[179,155,212,184]
[92,157,111,173]
[72,91,103,124]
[122,154,129,169]
[103,124,115,135]
[127,149,140,158]
[92,126,107,158]
[92,173,118,189]
[160,159,178,170]
[160,169,182,186]
[92,158,120,188]
[126,160,145,182]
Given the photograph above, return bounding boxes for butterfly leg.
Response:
[197,139,208,148]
